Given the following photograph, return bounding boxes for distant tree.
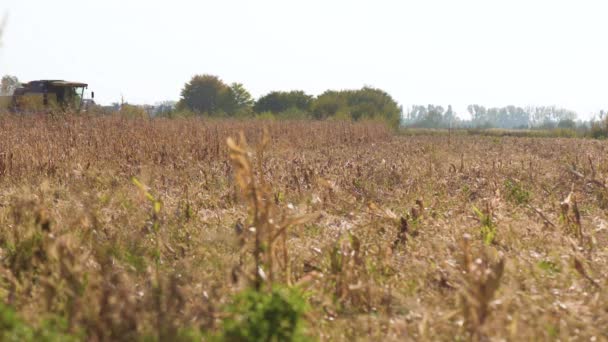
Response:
[346,87,401,126]
[529,106,577,128]
[494,106,529,128]
[253,91,312,114]
[311,87,401,127]
[178,74,237,115]
[310,90,346,119]
[1,75,20,96]
[445,105,455,126]
[557,119,576,129]
[467,105,531,128]
[154,100,177,117]
[229,83,253,110]
[467,105,489,126]
[406,104,580,129]
[587,110,608,138]
[406,105,428,124]
[426,105,445,126]
[405,104,448,128]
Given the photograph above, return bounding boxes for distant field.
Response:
[0,116,606,341]
[400,127,586,138]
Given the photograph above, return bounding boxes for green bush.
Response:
[218,286,311,342]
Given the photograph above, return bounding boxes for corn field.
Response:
[0,115,606,341]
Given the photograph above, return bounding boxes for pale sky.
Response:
[1,0,607,119]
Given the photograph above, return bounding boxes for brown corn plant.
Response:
[560,186,584,244]
[459,234,505,341]
[326,233,374,311]
[227,129,320,290]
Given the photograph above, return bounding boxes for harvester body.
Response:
[0,80,93,113]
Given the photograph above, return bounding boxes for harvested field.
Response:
[0,116,606,341]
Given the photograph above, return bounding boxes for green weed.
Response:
[473,205,496,245]
[218,286,311,342]
[504,179,530,205]
[537,260,560,275]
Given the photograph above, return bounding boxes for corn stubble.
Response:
[0,115,606,341]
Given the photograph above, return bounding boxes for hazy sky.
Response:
[1,0,606,118]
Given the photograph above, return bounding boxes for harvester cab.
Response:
[4,80,95,113]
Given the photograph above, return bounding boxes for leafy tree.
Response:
[311,87,401,127]
[488,106,529,129]
[177,74,237,115]
[310,90,346,119]
[230,83,254,110]
[1,75,20,96]
[530,106,577,128]
[253,91,312,114]
[467,105,488,126]
[345,87,401,125]
[444,105,456,126]
[425,105,445,126]
[406,104,458,128]
[405,105,428,124]
[589,110,608,138]
[467,105,530,129]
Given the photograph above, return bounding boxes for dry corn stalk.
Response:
[328,234,369,309]
[459,234,505,341]
[227,129,320,290]
[560,186,583,243]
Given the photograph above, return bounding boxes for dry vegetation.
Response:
[0,115,606,341]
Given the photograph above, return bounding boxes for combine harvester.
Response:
[0,80,95,113]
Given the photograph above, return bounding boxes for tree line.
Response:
[172,74,402,128]
[404,104,606,130]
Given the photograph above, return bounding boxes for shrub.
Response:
[218,287,311,342]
